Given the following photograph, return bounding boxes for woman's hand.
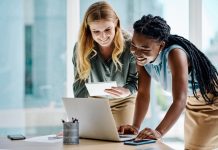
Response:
[135,127,162,140]
[118,125,139,135]
[104,86,131,98]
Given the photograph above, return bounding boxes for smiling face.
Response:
[131,32,165,66]
[89,20,116,48]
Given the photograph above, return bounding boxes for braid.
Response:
[166,35,218,104]
[133,15,170,41]
[134,14,218,104]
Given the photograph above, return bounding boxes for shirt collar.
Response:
[150,51,162,65]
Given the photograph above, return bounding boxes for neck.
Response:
[99,44,114,61]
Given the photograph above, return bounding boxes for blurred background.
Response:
[0,0,218,149]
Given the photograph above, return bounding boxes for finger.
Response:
[108,93,120,98]
[135,132,145,140]
[107,89,122,95]
[144,132,156,140]
[104,89,120,97]
[118,126,125,134]
[111,86,128,93]
[135,135,143,141]
[131,126,139,134]
[104,90,122,97]
[122,125,136,134]
[143,129,158,139]
[137,130,152,139]
[130,127,138,134]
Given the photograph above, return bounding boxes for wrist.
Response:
[154,129,163,140]
[132,124,140,132]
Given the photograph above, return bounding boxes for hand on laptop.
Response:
[104,86,130,98]
[118,125,139,135]
[135,128,162,141]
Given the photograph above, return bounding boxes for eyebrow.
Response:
[131,43,151,51]
[91,26,111,31]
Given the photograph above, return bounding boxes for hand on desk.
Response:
[135,128,162,141]
[104,87,130,98]
[118,125,162,141]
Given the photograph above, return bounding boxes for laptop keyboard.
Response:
[119,134,135,138]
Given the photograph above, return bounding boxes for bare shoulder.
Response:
[168,48,188,64]
[168,48,189,75]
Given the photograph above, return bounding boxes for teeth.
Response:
[137,58,146,61]
[101,38,109,42]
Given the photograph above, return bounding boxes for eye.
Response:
[105,28,111,32]
[130,44,137,53]
[130,44,136,49]
[104,28,112,33]
[92,31,100,34]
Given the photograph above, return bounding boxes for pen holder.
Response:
[63,120,79,145]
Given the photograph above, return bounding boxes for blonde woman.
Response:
[73,1,138,127]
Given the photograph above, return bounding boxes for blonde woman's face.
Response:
[89,20,116,47]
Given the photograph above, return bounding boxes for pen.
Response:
[72,118,78,123]
[73,118,78,123]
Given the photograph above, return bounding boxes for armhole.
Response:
[166,45,189,62]
[166,45,190,74]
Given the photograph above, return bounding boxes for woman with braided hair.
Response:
[118,14,218,149]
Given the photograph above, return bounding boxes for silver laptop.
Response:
[62,97,136,142]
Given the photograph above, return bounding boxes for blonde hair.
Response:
[76,1,124,81]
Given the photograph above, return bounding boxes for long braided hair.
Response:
[133,14,218,104]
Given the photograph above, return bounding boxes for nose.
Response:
[100,32,107,39]
[133,48,142,57]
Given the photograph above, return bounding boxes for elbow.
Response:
[136,91,150,102]
[180,100,186,109]
[173,98,186,111]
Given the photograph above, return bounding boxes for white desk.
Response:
[0,137,174,150]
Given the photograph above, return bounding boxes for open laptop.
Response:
[62,97,136,142]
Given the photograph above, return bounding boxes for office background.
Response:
[0,0,218,149]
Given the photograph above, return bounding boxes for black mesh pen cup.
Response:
[63,120,79,145]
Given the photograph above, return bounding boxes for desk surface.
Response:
[0,137,174,150]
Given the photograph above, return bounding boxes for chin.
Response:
[101,43,111,47]
[137,60,150,66]
[98,40,113,47]
[137,62,145,66]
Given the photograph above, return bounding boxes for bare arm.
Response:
[119,48,189,138]
[118,65,151,134]
[155,48,188,136]
[133,65,151,130]
[135,48,189,140]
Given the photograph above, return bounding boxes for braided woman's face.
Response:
[131,32,165,66]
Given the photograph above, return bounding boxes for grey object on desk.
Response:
[63,119,79,145]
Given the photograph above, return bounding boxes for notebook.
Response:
[62,97,136,141]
